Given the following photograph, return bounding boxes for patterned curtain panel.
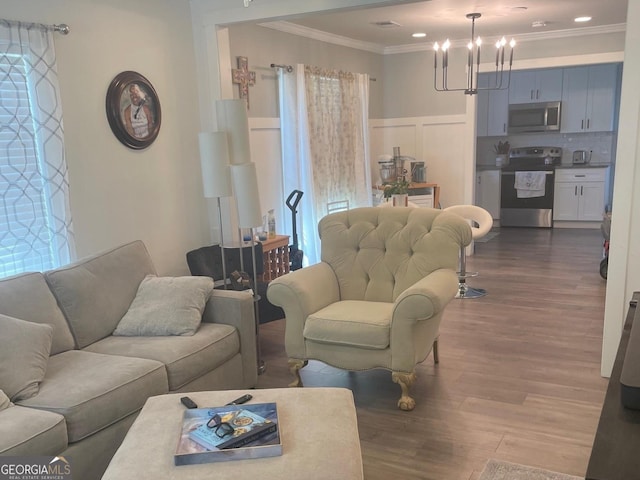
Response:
[278,64,371,265]
[0,20,75,278]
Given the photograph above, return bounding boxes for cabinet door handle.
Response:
[530,90,534,100]
[536,89,540,100]
[575,186,578,196]
[587,118,590,129]
[575,174,586,177]
[581,119,584,130]
[581,185,584,195]
[503,123,506,133]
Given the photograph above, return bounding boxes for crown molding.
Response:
[258,20,626,56]
[258,21,386,54]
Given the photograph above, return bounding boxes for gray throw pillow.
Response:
[0,313,53,402]
[113,275,214,336]
[0,390,12,411]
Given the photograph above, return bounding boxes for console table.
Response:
[260,235,289,282]
[586,292,640,479]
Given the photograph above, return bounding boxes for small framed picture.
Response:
[106,71,161,150]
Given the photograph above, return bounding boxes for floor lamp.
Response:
[198,131,232,288]
[231,162,265,374]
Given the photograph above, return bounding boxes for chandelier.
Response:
[433,13,515,95]
[243,0,253,6]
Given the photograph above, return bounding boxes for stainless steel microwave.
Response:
[508,101,561,133]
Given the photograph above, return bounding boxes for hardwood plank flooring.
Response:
[256,227,608,479]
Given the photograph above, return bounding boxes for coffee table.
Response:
[101,388,363,479]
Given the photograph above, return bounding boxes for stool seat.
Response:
[443,205,493,299]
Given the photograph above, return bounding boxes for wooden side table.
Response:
[260,235,290,282]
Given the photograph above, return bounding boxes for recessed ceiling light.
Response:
[412,32,426,38]
[575,16,592,22]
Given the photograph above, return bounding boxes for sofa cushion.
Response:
[85,323,240,390]
[0,314,53,401]
[16,350,167,442]
[45,240,157,348]
[0,390,10,411]
[0,272,75,354]
[113,275,214,337]
[0,404,67,455]
[304,301,393,350]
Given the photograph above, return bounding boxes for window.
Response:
[0,21,74,278]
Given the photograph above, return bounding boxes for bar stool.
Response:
[443,205,493,299]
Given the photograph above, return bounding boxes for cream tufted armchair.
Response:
[267,207,472,410]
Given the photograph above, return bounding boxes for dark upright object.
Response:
[186,245,284,324]
[286,190,304,271]
[586,292,640,480]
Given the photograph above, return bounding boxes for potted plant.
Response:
[383,179,410,206]
[494,141,510,166]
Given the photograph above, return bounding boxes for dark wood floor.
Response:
[256,227,608,480]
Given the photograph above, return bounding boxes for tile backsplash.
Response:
[476,131,617,166]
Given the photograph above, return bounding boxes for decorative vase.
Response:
[392,193,408,207]
[496,154,508,167]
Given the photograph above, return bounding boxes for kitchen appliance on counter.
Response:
[500,146,562,228]
[572,150,592,165]
[508,101,561,134]
[411,161,426,183]
[378,156,396,184]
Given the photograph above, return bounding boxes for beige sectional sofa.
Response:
[0,240,258,480]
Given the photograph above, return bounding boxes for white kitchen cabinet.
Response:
[553,168,608,221]
[476,169,501,219]
[509,69,563,104]
[561,64,619,133]
[476,74,509,137]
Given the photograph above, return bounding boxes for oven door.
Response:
[500,170,555,227]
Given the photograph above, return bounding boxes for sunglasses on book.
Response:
[206,413,235,438]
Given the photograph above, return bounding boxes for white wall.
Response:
[3,0,206,275]
[370,116,468,207]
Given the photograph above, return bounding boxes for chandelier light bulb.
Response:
[476,37,482,46]
[442,39,450,51]
[434,42,439,51]
[500,37,507,47]
[510,38,516,48]
[467,42,473,50]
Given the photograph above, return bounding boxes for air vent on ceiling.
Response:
[372,20,402,28]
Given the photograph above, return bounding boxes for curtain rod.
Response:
[1,19,70,35]
[270,63,376,81]
[270,63,293,73]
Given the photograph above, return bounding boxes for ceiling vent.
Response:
[372,20,402,28]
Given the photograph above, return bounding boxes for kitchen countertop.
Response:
[555,163,611,169]
[476,163,611,170]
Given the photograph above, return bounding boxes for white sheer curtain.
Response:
[0,20,75,277]
[278,64,371,265]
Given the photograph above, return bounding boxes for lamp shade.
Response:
[231,162,262,228]
[198,132,232,198]
[215,99,251,165]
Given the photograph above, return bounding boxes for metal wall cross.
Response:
[232,56,256,109]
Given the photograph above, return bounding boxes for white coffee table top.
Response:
[101,387,363,480]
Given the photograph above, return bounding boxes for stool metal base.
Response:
[455,282,487,299]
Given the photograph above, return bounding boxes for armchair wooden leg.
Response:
[288,359,308,388]
[391,371,417,411]
[433,338,439,364]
